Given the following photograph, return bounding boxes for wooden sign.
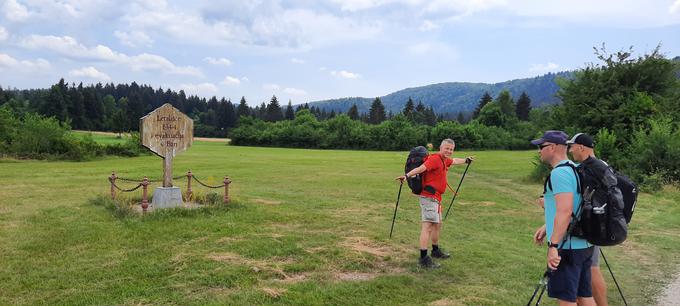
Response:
[140,103,193,187]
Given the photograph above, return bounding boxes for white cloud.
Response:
[262,83,280,91]
[204,57,232,66]
[221,75,241,86]
[291,58,305,64]
[3,0,31,21]
[331,70,361,79]
[671,0,680,13]
[179,83,218,96]
[69,66,111,81]
[0,27,8,41]
[0,53,50,72]
[419,20,439,31]
[20,35,202,77]
[122,5,383,50]
[114,30,153,48]
[529,62,561,74]
[283,87,307,95]
[241,77,249,82]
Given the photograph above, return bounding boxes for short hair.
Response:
[441,138,455,147]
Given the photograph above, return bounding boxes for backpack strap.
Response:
[542,162,585,249]
[543,162,581,195]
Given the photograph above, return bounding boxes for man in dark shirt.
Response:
[568,132,610,306]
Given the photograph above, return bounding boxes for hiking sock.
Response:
[432,244,440,252]
[420,249,427,259]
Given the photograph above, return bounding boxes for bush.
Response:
[104,132,147,157]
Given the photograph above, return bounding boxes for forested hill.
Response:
[309,71,573,115]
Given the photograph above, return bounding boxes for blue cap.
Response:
[531,130,568,145]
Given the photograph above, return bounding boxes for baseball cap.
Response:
[567,133,594,148]
[531,130,568,146]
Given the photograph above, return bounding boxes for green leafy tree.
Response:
[496,90,515,118]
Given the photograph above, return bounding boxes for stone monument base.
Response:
[152,187,183,209]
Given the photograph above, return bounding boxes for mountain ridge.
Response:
[308,71,573,115]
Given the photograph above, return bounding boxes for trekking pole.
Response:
[600,248,628,306]
[444,160,472,220]
[526,270,549,306]
[389,180,404,239]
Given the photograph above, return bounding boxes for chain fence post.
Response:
[110,171,117,199]
[186,170,193,202]
[141,176,150,213]
[223,177,231,204]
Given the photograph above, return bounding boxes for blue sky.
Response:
[1,0,679,106]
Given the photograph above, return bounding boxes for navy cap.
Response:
[567,133,594,148]
[531,130,568,146]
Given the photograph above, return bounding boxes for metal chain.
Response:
[116,175,186,182]
[108,178,143,192]
[117,177,161,183]
[192,176,225,189]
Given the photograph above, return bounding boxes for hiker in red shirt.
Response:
[397,138,473,268]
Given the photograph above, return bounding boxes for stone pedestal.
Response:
[152,187,183,209]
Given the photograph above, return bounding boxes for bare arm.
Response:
[396,164,427,181]
[550,192,574,245]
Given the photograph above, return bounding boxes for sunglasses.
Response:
[538,143,554,150]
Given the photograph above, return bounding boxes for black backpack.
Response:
[405,146,428,194]
[616,173,638,223]
[545,161,633,246]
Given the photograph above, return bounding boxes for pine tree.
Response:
[473,92,493,119]
[237,96,250,118]
[41,78,69,122]
[368,97,386,124]
[403,97,415,116]
[516,91,532,121]
[265,95,283,122]
[456,112,465,123]
[285,100,295,120]
[347,104,359,120]
[425,106,437,126]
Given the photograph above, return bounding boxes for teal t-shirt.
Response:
[544,160,590,249]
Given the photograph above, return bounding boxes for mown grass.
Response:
[0,141,678,305]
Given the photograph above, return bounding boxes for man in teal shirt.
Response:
[532,130,595,306]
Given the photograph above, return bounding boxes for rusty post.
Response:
[110,171,117,199]
[223,177,231,204]
[186,170,193,201]
[141,176,150,213]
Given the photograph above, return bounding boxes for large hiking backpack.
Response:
[405,146,428,194]
[545,161,633,246]
[616,173,638,223]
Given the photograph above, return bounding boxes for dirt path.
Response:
[657,271,680,306]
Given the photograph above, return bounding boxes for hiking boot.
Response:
[431,248,451,259]
[419,256,441,269]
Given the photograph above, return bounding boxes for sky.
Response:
[1,0,679,106]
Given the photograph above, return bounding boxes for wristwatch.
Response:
[548,242,559,249]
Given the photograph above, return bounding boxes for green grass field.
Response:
[1,141,679,305]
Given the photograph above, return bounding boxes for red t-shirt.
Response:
[421,154,453,203]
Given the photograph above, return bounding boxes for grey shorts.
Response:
[591,246,600,267]
[419,196,441,223]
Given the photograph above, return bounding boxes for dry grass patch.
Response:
[261,287,287,298]
[428,298,465,306]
